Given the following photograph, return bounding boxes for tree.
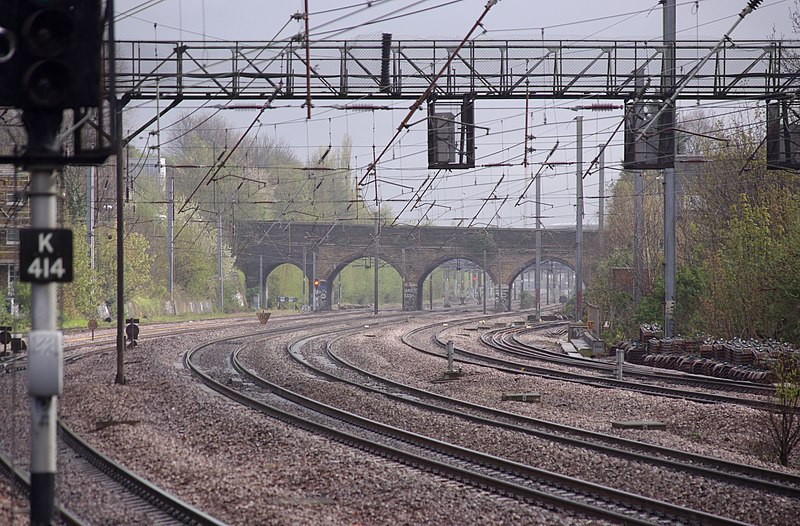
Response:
[59,223,96,320]
[763,353,800,466]
[706,197,773,337]
[95,226,155,307]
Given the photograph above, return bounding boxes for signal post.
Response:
[23,110,66,526]
[0,1,106,524]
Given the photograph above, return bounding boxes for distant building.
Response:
[0,165,29,300]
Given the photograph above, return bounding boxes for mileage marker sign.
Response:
[19,229,73,283]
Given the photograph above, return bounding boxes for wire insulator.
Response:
[587,103,622,111]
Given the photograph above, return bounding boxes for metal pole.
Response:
[534,164,542,321]
[446,340,455,373]
[105,0,125,388]
[114,102,126,385]
[25,108,62,526]
[216,183,223,312]
[312,251,317,311]
[259,254,264,309]
[304,0,312,120]
[442,267,450,307]
[598,146,605,252]
[429,273,433,310]
[373,210,379,315]
[575,115,583,322]
[460,268,464,303]
[634,171,644,305]
[166,158,173,308]
[482,250,487,315]
[663,0,677,338]
[302,248,307,305]
[546,266,550,305]
[86,167,94,271]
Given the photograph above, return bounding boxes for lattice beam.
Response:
[115,38,800,102]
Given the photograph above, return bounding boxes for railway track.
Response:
[284,323,800,499]
[0,452,81,526]
[57,423,224,525]
[186,315,752,525]
[490,325,775,396]
[0,309,384,374]
[404,318,781,411]
[0,423,221,525]
[2,312,366,525]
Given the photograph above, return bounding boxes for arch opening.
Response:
[507,259,577,312]
[419,257,493,311]
[264,262,307,311]
[328,256,403,311]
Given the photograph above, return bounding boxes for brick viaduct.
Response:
[236,221,600,311]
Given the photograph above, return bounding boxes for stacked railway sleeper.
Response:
[450,322,778,409]
[614,327,799,384]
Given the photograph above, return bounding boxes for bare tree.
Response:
[764,353,800,466]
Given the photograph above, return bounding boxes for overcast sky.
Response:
[116,0,795,42]
[114,0,798,227]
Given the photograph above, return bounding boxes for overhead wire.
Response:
[121,0,791,231]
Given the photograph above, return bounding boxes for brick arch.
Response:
[507,256,575,285]
[319,252,404,308]
[413,255,493,311]
[503,257,578,311]
[237,221,599,312]
[261,260,305,303]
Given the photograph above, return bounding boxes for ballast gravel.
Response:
[1,314,603,526]
[1,311,798,525]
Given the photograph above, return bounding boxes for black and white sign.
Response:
[19,229,73,283]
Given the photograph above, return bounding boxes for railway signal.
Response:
[0,326,10,354]
[0,0,102,109]
[125,318,139,348]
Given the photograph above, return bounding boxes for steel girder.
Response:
[114,38,800,102]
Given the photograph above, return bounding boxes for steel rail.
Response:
[190,320,751,525]
[425,322,781,411]
[57,423,226,526]
[389,322,800,496]
[0,452,83,526]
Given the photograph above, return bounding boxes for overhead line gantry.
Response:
[115,38,800,103]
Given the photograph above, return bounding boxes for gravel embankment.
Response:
[238,318,800,525]
[1,315,605,526]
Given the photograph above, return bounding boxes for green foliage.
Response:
[337,259,402,306]
[60,223,96,319]
[519,291,535,309]
[703,195,800,340]
[585,250,635,339]
[473,230,497,254]
[634,264,708,337]
[95,226,155,304]
[593,107,800,343]
[763,354,800,466]
[267,264,305,307]
[62,166,87,223]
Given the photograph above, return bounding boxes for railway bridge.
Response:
[237,221,600,311]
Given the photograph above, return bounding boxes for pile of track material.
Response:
[613,328,800,384]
